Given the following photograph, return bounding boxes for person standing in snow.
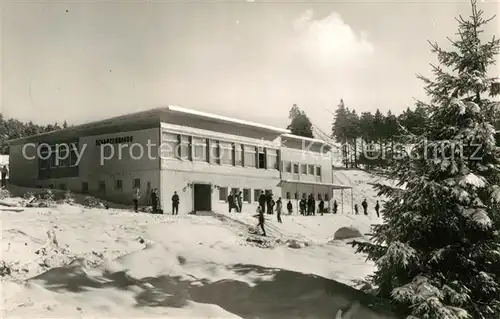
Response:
[151,188,158,214]
[171,191,179,215]
[319,198,325,216]
[133,187,140,212]
[354,204,359,215]
[287,200,293,215]
[258,191,266,214]
[237,191,243,212]
[275,197,283,223]
[254,206,266,236]
[266,192,273,215]
[1,165,8,188]
[362,199,368,216]
[333,200,338,214]
[307,194,313,216]
[299,197,306,215]
[375,200,380,218]
[227,192,235,213]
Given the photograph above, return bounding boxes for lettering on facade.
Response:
[95,136,134,146]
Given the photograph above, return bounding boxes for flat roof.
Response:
[7,105,291,145]
[281,133,331,146]
[280,179,352,189]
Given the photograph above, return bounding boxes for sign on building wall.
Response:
[95,136,134,147]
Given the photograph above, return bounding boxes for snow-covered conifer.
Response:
[352,1,500,318]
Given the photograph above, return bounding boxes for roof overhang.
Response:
[281,133,332,147]
[165,105,291,134]
[279,179,352,190]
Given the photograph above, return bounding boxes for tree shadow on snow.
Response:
[29,262,401,319]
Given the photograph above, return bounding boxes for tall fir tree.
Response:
[287,104,314,138]
[352,1,500,318]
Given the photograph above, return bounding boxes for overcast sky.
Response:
[1,0,499,133]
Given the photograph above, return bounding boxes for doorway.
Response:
[193,183,212,212]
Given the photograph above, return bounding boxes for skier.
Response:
[354,203,359,215]
[151,188,158,214]
[1,165,8,188]
[258,191,266,213]
[319,198,325,216]
[333,200,338,214]
[375,200,380,218]
[362,199,368,216]
[275,197,283,223]
[133,186,140,212]
[171,191,179,215]
[254,205,266,236]
[287,200,293,215]
[237,191,243,212]
[228,192,235,213]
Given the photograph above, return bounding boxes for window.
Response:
[302,193,307,199]
[317,194,322,200]
[243,188,251,202]
[316,166,321,176]
[50,146,57,168]
[293,163,299,174]
[284,161,292,173]
[286,192,291,199]
[49,184,54,189]
[308,165,315,175]
[82,182,89,193]
[266,148,278,170]
[254,189,262,202]
[59,184,67,190]
[235,144,243,166]
[294,192,298,199]
[69,143,79,166]
[219,187,228,201]
[301,164,307,174]
[180,135,191,160]
[257,148,266,169]
[210,140,220,164]
[192,137,207,162]
[161,132,179,158]
[244,145,256,167]
[324,193,329,201]
[98,181,106,192]
[220,141,233,165]
[231,188,240,196]
[116,179,123,190]
[133,178,140,188]
[265,189,272,196]
[58,146,69,167]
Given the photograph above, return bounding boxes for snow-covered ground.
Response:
[1,169,397,319]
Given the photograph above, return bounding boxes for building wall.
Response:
[158,121,282,214]
[9,144,39,186]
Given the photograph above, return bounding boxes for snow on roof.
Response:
[281,133,331,146]
[166,105,290,134]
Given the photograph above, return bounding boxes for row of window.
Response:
[283,161,322,176]
[39,144,79,170]
[162,132,279,170]
[43,178,143,193]
[217,187,330,203]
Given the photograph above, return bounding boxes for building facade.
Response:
[8,106,347,214]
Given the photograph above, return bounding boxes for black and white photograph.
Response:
[1,0,499,318]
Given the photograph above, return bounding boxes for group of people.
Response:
[353,199,380,217]
[132,187,179,215]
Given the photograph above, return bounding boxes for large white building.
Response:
[7,106,350,214]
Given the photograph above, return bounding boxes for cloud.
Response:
[292,9,374,68]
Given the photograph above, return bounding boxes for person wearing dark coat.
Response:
[311,194,316,216]
[333,200,338,214]
[275,198,283,223]
[171,191,179,215]
[375,200,380,218]
[354,204,359,215]
[319,199,325,216]
[151,188,158,214]
[254,206,266,236]
[362,199,368,215]
[287,200,293,215]
[258,191,266,213]
[266,193,273,215]
[299,198,306,215]
[307,195,313,216]
[228,193,236,213]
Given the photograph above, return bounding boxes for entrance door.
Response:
[193,183,212,212]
